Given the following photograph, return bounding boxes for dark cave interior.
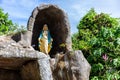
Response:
[31,6,68,57]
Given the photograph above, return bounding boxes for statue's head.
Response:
[43,24,48,31]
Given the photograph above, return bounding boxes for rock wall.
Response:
[27,4,72,57]
[51,50,91,80]
[0,35,53,80]
[0,4,91,80]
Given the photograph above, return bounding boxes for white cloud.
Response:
[0,0,120,33]
[69,0,120,22]
[1,0,16,6]
[19,0,39,8]
[0,0,40,26]
[65,0,120,33]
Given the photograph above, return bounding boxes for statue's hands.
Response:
[51,38,53,42]
[38,38,42,43]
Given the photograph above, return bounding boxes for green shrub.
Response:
[72,8,120,79]
[0,8,17,35]
[0,8,27,35]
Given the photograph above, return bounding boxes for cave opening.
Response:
[31,5,69,57]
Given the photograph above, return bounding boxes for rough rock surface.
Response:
[0,35,53,80]
[50,50,91,80]
[0,34,91,80]
[0,4,91,80]
[27,4,72,57]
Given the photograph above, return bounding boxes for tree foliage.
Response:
[72,8,120,79]
[0,8,17,35]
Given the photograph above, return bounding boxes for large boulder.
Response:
[0,35,53,80]
[50,50,91,80]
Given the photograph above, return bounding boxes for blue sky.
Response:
[0,0,120,33]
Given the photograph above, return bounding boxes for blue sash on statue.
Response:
[38,30,52,46]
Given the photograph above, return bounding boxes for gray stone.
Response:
[51,50,91,80]
[27,17,35,31]
[27,4,72,57]
[0,4,91,80]
[0,35,53,80]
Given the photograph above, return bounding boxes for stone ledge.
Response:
[0,35,53,80]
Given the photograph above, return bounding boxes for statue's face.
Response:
[42,24,48,38]
[43,24,48,31]
[44,31,48,34]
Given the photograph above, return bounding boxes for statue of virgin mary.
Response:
[38,24,53,54]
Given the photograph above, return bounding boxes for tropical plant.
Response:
[0,8,17,35]
[0,7,27,35]
[72,8,120,79]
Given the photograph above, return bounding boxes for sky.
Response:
[0,0,120,33]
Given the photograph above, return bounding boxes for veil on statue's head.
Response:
[39,24,52,43]
[43,24,48,31]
